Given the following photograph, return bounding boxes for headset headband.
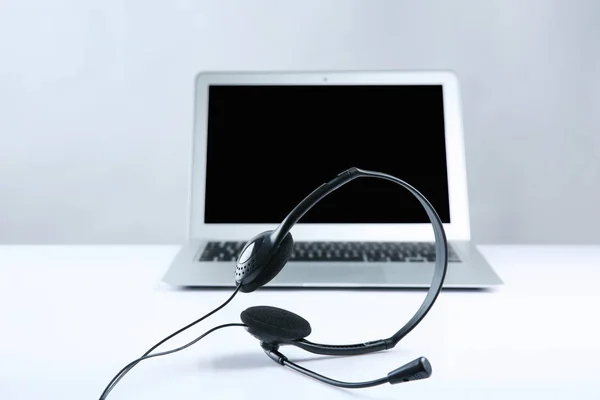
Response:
[271,167,448,355]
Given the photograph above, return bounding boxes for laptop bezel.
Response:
[187,70,470,242]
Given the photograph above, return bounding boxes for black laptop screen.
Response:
[204,84,450,224]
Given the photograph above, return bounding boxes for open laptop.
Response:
[163,70,503,289]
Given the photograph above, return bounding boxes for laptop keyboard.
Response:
[199,241,461,263]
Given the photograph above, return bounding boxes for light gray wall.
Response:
[1,0,599,245]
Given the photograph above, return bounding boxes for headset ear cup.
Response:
[240,232,293,293]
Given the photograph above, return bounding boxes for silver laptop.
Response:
[163,70,503,289]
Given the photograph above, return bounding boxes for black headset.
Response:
[235,167,448,387]
[99,167,448,398]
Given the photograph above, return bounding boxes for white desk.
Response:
[0,245,599,399]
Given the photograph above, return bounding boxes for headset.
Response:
[99,167,448,398]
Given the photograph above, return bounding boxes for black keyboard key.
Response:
[389,253,406,262]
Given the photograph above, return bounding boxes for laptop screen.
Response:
[204,84,450,224]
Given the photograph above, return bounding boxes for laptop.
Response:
[163,70,503,289]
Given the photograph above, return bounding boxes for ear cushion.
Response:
[241,305,311,342]
[240,232,293,293]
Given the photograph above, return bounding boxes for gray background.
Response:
[1,0,598,245]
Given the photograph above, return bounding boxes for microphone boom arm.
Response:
[263,345,432,388]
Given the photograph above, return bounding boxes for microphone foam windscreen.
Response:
[241,306,312,342]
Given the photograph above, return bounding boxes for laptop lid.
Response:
[188,70,470,242]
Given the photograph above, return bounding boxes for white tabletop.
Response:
[0,245,599,399]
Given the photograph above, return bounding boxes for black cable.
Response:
[100,323,246,398]
[99,285,241,399]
